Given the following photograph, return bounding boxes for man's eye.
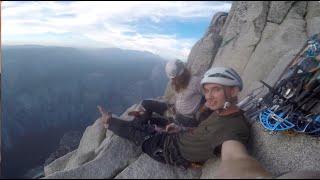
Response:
[215,87,222,91]
[212,88,219,92]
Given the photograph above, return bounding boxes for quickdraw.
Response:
[239,33,320,137]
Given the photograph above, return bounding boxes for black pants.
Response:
[141,99,199,127]
[141,99,169,117]
[108,116,167,164]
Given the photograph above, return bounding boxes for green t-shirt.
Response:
[164,111,250,164]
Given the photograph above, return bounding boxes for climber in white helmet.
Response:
[202,69,320,179]
[97,66,255,170]
[200,66,243,112]
[198,67,273,178]
[128,59,204,132]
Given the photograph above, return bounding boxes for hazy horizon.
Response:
[2,1,232,61]
[2,44,167,61]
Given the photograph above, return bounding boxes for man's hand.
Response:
[165,123,181,134]
[154,125,167,133]
[128,110,144,118]
[97,105,112,129]
[215,140,272,178]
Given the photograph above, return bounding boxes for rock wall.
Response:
[43,1,320,179]
[44,104,142,179]
[212,1,320,98]
[115,154,201,179]
[44,103,200,179]
[44,131,82,167]
[163,12,228,103]
[209,1,320,177]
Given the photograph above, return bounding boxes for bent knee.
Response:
[141,99,153,108]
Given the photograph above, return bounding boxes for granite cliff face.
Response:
[44,1,320,179]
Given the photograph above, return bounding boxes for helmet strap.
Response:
[214,87,232,114]
[210,86,239,115]
[223,101,231,109]
[215,87,240,116]
[223,86,232,109]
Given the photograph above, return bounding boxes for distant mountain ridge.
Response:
[1,45,168,178]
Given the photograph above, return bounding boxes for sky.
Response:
[2,1,232,61]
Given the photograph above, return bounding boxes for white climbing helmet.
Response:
[201,67,243,91]
[165,59,185,78]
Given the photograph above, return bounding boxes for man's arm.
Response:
[215,140,272,179]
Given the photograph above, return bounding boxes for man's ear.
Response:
[230,87,240,97]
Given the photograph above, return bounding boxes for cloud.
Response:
[2,1,231,60]
[85,31,195,60]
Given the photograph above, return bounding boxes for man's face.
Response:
[203,83,226,110]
